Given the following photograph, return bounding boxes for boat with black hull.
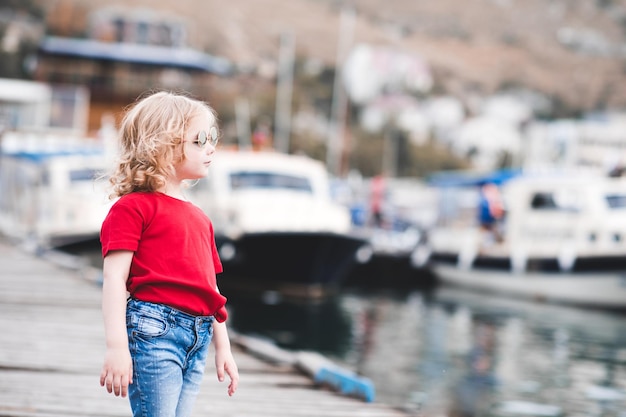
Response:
[188,150,371,295]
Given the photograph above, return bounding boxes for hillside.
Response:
[213,0,626,114]
[36,0,626,114]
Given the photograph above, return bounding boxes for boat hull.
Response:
[344,252,436,289]
[215,231,369,292]
[432,262,626,309]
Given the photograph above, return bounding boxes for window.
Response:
[49,87,89,131]
[230,172,313,193]
[136,21,149,44]
[530,190,580,212]
[606,194,626,209]
[530,192,557,209]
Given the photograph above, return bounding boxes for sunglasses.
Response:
[193,126,219,148]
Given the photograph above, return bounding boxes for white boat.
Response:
[0,132,113,249]
[187,150,371,291]
[343,219,437,289]
[0,78,113,251]
[424,170,626,309]
[333,176,438,288]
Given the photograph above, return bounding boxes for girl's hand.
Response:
[215,347,239,396]
[100,347,133,397]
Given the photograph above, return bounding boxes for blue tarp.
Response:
[426,169,522,187]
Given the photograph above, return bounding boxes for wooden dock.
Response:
[0,238,410,417]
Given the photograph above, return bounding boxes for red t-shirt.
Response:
[100,192,227,322]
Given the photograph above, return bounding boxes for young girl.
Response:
[99,91,239,417]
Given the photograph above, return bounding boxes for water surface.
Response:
[226,285,626,417]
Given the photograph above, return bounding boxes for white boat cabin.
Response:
[187,150,352,239]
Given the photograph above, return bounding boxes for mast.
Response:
[274,31,295,154]
[235,97,252,150]
[326,7,355,177]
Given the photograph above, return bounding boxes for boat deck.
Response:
[0,237,410,417]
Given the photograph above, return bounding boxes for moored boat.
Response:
[0,132,113,249]
[187,150,371,293]
[424,170,626,309]
[343,223,437,289]
[337,176,438,289]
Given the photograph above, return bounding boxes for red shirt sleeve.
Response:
[100,196,144,257]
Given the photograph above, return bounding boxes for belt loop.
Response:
[168,308,176,326]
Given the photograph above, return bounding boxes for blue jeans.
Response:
[126,298,215,417]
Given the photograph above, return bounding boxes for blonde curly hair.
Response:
[107,91,218,199]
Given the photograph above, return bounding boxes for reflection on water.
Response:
[226,286,626,417]
[227,292,353,357]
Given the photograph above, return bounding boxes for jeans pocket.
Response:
[134,314,169,338]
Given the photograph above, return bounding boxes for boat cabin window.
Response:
[70,168,98,182]
[230,172,313,193]
[606,194,626,209]
[530,190,580,212]
[530,193,557,209]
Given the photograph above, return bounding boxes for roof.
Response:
[426,168,522,187]
[39,36,233,75]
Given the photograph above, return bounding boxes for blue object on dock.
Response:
[314,366,376,402]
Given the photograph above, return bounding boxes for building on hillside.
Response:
[524,116,626,176]
[32,6,232,132]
